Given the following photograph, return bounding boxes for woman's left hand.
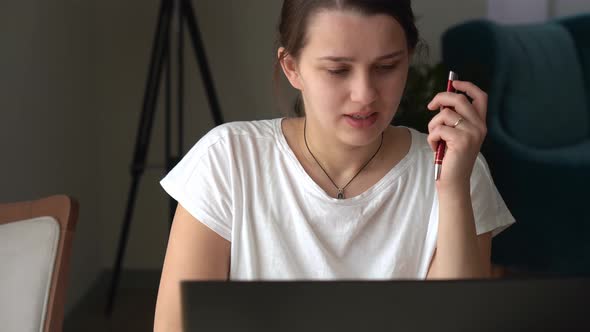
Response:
[426,80,488,191]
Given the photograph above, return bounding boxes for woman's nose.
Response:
[350,73,377,106]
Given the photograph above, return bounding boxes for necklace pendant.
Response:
[337,189,344,199]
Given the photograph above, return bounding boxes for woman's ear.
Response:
[278,47,303,91]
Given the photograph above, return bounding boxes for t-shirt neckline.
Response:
[273,117,418,205]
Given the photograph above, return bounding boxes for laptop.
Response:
[181,277,590,332]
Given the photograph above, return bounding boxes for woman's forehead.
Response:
[303,9,407,59]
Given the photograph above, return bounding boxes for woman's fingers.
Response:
[451,80,488,120]
[427,108,476,151]
[428,108,468,131]
[424,80,489,187]
[427,91,481,125]
[427,124,477,154]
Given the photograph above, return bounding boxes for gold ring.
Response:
[452,117,464,128]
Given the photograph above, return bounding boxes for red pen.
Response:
[434,71,459,181]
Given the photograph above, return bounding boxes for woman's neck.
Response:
[298,117,386,186]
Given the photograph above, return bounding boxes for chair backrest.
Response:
[496,22,589,148]
[0,195,78,332]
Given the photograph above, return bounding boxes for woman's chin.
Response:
[340,129,385,148]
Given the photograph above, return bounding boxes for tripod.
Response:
[105,0,223,315]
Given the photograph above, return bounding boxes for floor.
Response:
[64,270,160,332]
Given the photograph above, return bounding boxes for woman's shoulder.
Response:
[184,118,284,161]
[214,118,281,136]
[197,118,283,147]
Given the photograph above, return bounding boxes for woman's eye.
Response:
[376,64,397,71]
[327,68,349,76]
[326,63,398,76]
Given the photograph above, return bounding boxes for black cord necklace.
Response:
[303,117,384,199]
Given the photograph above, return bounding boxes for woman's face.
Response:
[294,10,410,146]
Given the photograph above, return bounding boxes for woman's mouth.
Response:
[344,112,378,128]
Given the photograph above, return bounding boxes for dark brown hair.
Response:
[273,0,421,116]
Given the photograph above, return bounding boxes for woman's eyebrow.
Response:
[317,50,405,62]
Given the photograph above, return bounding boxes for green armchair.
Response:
[441,14,590,275]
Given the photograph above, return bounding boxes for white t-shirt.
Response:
[160,118,516,280]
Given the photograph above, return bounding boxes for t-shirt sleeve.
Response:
[470,153,516,237]
[159,127,233,241]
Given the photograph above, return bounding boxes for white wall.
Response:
[486,0,590,23]
[552,0,590,17]
[0,1,101,314]
[487,0,550,24]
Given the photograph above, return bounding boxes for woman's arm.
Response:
[425,79,492,279]
[154,204,231,331]
[426,185,492,279]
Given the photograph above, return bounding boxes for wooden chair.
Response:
[0,195,79,332]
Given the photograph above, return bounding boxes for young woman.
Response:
[154,0,515,329]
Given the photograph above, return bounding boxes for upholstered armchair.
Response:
[441,14,590,275]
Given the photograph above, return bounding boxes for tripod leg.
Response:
[105,177,140,316]
[166,0,184,226]
[177,0,184,161]
[105,0,174,316]
[165,6,177,227]
[181,0,224,126]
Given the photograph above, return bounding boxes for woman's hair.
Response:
[273,0,421,117]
